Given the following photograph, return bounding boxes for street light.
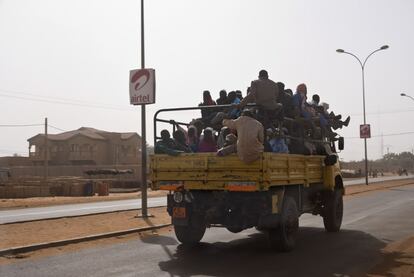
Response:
[336,45,389,185]
[401,93,414,101]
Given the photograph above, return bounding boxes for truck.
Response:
[150,106,345,251]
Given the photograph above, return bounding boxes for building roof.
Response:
[28,127,140,142]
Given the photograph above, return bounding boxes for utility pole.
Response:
[44,117,48,183]
[140,0,148,217]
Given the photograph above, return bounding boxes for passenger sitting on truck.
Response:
[190,119,204,138]
[187,125,199,152]
[217,133,237,156]
[199,90,217,124]
[223,109,264,163]
[279,88,295,118]
[217,126,231,149]
[237,70,282,129]
[235,90,243,100]
[210,91,241,126]
[173,129,192,153]
[227,91,241,118]
[321,102,350,130]
[216,89,229,105]
[198,128,218,152]
[292,83,309,118]
[155,130,184,156]
[310,94,320,107]
[267,128,289,153]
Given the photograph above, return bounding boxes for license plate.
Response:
[173,207,186,218]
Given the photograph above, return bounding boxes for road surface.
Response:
[0,197,166,224]
[0,175,412,224]
[1,183,414,277]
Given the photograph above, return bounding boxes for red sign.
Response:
[360,124,371,138]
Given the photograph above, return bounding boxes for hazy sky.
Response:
[1,0,413,161]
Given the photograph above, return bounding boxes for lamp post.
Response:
[336,45,389,185]
[401,93,414,101]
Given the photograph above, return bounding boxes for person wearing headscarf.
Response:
[216,89,229,105]
[198,128,218,152]
[199,90,217,123]
[187,125,199,152]
[155,130,183,156]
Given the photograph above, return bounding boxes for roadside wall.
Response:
[8,164,142,180]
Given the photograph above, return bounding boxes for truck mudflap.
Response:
[167,194,189,226]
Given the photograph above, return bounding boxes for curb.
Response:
[345,180,414,196]
[0,223,171,257]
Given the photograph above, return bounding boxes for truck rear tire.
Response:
[268,196,299,252]
[174,224,206,246]
[323,189,343,232]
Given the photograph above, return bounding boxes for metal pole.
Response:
[337,46,388,185]
[361,68,369,185]
[44,117,48,183]
[140,0,148,217]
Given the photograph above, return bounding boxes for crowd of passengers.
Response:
[155,70,350,164]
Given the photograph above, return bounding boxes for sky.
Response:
[0,0,413,161]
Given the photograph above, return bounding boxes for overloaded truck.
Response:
[150,106,344,251]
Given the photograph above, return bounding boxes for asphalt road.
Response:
[2,183,414,277]
[0,197,166,224]
[0,175,412,224]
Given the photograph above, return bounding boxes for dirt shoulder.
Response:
[368,235,414,277]
[0,189,168,210]
[0,207,170,250]
[345,178,414,196]
[0,206,172,265]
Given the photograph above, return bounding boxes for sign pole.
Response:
[44,117,48,184]
[140,0,148,217]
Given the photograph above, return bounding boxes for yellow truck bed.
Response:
[150,153,338,191]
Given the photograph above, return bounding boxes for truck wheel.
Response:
[323,189,343,232]
[268,196,299,252]
[174,224,206,246]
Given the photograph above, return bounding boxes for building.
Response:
[28,127,142,165]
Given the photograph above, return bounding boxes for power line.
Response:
[0,88,104,106]
[348,109,414,117]
[48,124,67,132]
[0,92,134,112]
[0,124,42,127]
[0,122,68,132]
[345,131,414,139]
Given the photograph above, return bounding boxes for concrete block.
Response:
[40,186,50,197]
[70,183,84,196]
[24,186,41,198]
[14,187,25,198]
[62,183,71,196]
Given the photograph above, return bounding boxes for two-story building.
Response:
[28,127,142,165]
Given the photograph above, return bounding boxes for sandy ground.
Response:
[368,235,414,277]
[0,190,168,210]
[0,207,170,250]
[344,178,414,196]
